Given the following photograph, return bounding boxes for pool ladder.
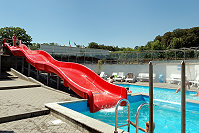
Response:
[114,101,150,133]
[114,99,130,133]
[135,103,149,133]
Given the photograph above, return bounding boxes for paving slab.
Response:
[0,114,82,133]
[0,79,40,89]
[0,86,79,119]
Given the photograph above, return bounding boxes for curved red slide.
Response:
[3,40,127,113]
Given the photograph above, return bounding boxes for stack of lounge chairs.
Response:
[137,73,156,82]
[101,72,157,83]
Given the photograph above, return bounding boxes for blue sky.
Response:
[0,0,199,48]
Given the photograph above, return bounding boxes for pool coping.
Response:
[45,99,128,133]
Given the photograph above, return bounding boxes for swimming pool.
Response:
[60,94,199,133]
[58,85,199,133]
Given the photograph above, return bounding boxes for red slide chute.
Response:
[3,39,127,113]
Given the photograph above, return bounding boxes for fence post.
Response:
[184,50,186,60]
[194,49,197,59]
[84,53,85,64]
[181,61,186,133]
[149,61,153,133]
[76,54,77,63]
[92,56,93,64]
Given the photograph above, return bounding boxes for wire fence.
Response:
[2,39,199,64]
[50,48,199,64]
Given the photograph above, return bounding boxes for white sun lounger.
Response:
[115,72,125,82]
[107,72,118,81]
[189,75,199,89]
[137,73,156,82]
[166,74,181,85]
[125,73,135,83]
[99,72,107,79]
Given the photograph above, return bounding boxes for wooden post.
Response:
[15,57,17,70]
[28,63,31,76]
[57,76,61,89]
[21,57,24,73]
[149,61,153,133]
[47,73,50,86]
[37,70,40,80]
[181,61,186,133]
[0,55,1,78]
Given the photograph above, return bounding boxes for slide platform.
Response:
[3,40,127,113]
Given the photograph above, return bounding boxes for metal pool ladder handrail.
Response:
[114,99,130,133]
[136,103,149,133]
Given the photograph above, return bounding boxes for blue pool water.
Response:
[60,85,199,133]
[118,84,199,102]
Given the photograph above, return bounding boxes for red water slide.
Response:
[3,39,127,113]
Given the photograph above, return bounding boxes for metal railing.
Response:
[114,99,130,133]
[135,103,149,133]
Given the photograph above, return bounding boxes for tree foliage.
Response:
[136,27,199,51]
[30,42,60,50]
[0,27,32,46]
[30,43,40,50]
[88,42,134,51]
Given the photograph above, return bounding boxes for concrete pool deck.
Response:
[0,71,82,132]
[0,70,199,132]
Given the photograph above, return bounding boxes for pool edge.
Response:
[45,100,128,133]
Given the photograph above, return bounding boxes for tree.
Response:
[151,40,162,50]
[30,43,40,50]
[168,37,183,49]
[88,42,100,49]
[0,27,32,46]
[145,41,153,50]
